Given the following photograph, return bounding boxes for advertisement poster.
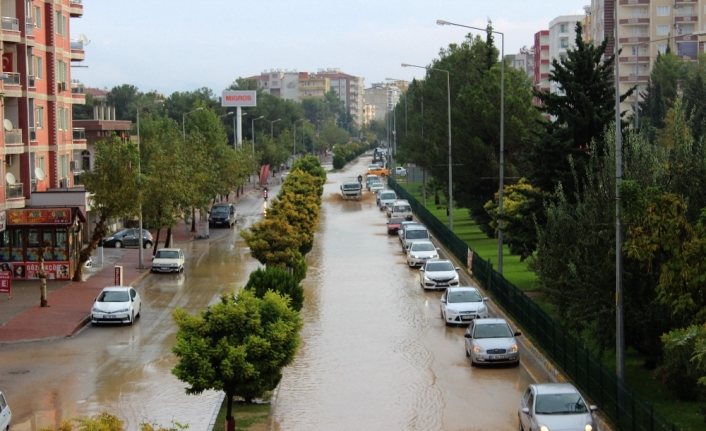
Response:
[7,208,71,225]
[467,248,474,274]
[0,271,10,294]
[12,262,71,280]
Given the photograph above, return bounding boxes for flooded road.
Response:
[271,157,534,431]
[0,190,269,431]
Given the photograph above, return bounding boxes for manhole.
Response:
[8,370,29,375]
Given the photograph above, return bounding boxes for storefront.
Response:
[0,207,86,280]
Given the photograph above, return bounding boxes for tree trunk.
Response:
[72,214,109,282]
[225,390,235,431]
[39,240,49,307]
[190,207,196,232]
[434,189,440,205]
[153,229,161,256]
[166,227,172,248]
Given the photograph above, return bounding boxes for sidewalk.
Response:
[0,182,262,344]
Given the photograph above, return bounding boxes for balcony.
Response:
[69,0,84,17]
[619,0,650,5]
[2,73,22,98]
[1,17,18,31]
[619,36,650,44]
[71,86,86,104]
[620,74,649,82]
[4,129,23,152]
[619,55,650,63]
[70,40,85,61]
[619,17,649,25]
[675,0,697,3]
[6,183,23,200]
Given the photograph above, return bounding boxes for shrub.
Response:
[244,267,304,311]
[333,154,346,169]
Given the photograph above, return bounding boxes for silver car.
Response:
[407,241,439,267]
[440,287,489,325]
[370,181,385,193]
[378,190,397,211]
[419,259,459,290]
[519,383,597,431]
[464,318,520,366]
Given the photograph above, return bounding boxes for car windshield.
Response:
[448,290,482,303]
[372,182,383,187]
[211,206,229,214]
[535,393,589,415]
[406,230,429,239]
[367,175,378,181]
[343,183,360,190]
[156,251,180,259]
[389,218,404,224]
[381,193,396,200]
[473,323,513,339]
[395,205,411,212]
[411,242,435,252]
[426,262,454,272]
[97,290,129,302]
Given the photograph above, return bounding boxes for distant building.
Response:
[506,46,535,82]
[362,104,376,125]
[363,83,401,121]
[533,30,550,98]
[548,15,586,95]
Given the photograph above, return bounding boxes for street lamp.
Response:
[402,63,453,230]
[234,112,247,149]
[438,19,505,274]
[293,118,304,158]
[269,118,281,138]
[386,78,408,184]
[182,107,204,140]
[251,116,264,154]
[136,99,164,269]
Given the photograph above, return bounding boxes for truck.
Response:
[340,181,362,200]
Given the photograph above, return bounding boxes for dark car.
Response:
[387,217,404,235]
[102,228,153,249]
[209,203,237,228]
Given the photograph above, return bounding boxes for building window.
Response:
[57,107,69,130]
[560,38,569,48]
[633,8,647,18]
[34,5,41,28]
[656,6,670,16]
[81,150,90,171]
[35,106,44,129]
[633,26,648,37]
[656,25,669,36]
[56,60,67,83]
[680,24,693,35]
[59,154,69,179]
[35,56,42,79]
[560,24,567,33]
[631,46,647,56]
[38,156,45,174]
[657,44,668,54]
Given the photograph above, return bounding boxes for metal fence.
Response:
[388,179,680,431]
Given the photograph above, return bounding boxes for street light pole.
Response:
[182,107,204,140]
[233,112,247,149]
[402,63,453,230]
[437,19,505,272]
[136,100,163,269]
[270,118,281,138]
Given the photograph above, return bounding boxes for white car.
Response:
[151,248,185,273]
[0,390,11,431]
[369,181,385,193]
[419,259,460,290]
[465,318,520,366]
[407,241,439,267]
[91,286,141,325]
[440,287,489,325]
[395,166,407,176]
[519,383,597,431]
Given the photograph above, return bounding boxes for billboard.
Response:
[7,208,72,225]
[222,90,257,107]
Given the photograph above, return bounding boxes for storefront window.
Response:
[54,229,68,261]
[11,229,23,261]
[0,230,9,262]
[27,229,40,261]
[43,230,53,260]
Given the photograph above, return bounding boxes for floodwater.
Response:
[271,157,534,431]
[0,193,267,431]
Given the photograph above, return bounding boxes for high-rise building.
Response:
[363,83,401,121]
[506,47,535,82]
[548,15,586,94]
[533,30,551,96]
[0,0,89,280]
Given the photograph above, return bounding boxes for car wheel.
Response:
[408,261,414,268]
[444,320,451,327]
[144,241,153,249]
[514,359,521,367]
[470,358,477,367]
[136,305,141,318]
[114,240,123,248]
[128,311,134,326]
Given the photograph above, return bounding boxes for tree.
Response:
[75,136,140,281]
[639,51,684,142]
[172,290,302,428]
[244,267,304,311]
[241,218,303,269]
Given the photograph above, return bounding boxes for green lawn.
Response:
[399,179,705,430]
[213,397,270,431]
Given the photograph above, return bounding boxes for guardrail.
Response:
[387,179,680,431]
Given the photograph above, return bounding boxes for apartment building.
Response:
[298,73,330,99]
[506,47,535,82]
[363,83,401,121]
[589,0,706,113]
[362,104,376,125]
[548,15,586,94]
[0,0,88,280]
[533,30,551,95]
[316,69,365,128]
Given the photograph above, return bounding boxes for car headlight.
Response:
[424,275,432,282]
[473,345,483,353]
[539,426,550,431]
[584,425,593,431]
[115,308,129,313]
[509,344,518,353]
[410,254,419,259]
[446,308,458,315]
[92,306,102,313]
[431,254,438,259]
[107,236,114,241]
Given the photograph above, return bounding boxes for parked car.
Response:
[518,383,597,431]
[406,240,439,267]
[0,390,10,431]
[378,190,397,211]
[281,172,289,182]
[389,200,413,220]
[151,248,185,273]
[465,318,520,366]
[365,174,379,190]
[91,286,141,325]
[387,217,405,235]
[397,220,420,240]
[401,225,431,253]
[341,181,362,200]
[395,166,407,176]
[419,259,460,290]
[209,203,237,228]
[369,181,385,193]
[440,287,489,325]
[102,228,153,249]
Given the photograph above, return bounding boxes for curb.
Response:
[206,392,225,431]
[265,383,281,431]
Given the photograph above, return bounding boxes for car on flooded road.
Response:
[465,318,521,366]
[151,248,185,273]
[419,259,459,290]
[369,181,385,193]
[387,217,404,235]
[91,286,142,326]
[0,390,10,431]
[518,383,597,431]
[440,287,488,325]
[406,240,439,267]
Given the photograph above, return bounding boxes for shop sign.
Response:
[11,262,71,280]
[8,208,71,225]
[222,90,257,107]
[0,271,10,294]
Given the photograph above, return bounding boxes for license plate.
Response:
[103,315,115,319]
[437,284,448,287]
[461,316,473,321]
[489,355,505,360]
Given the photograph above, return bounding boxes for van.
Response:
[401,225,430,253]
[378,190,397,211]
[0,390,11,431]
[390,200,413,221]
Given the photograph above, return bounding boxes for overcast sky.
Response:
[71,0,589,96]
